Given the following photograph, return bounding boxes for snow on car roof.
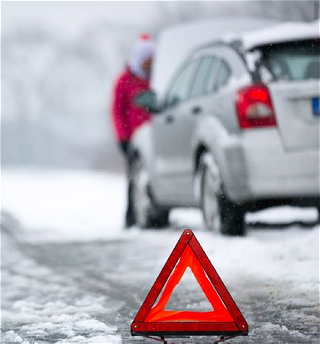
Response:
[241,20,320,50]
[152,17,277,99]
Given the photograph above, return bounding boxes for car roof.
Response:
[152,17,277,99]
[240,20,320,50]
[195,20,320,54]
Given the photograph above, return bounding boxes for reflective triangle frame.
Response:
[131,229,248,337]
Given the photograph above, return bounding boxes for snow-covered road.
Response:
[1,169,319,344]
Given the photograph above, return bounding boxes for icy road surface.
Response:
[1,169,319,344]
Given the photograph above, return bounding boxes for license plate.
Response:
[312,97,320,116]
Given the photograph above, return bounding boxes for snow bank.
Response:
[198,225,319,287]
[1,169,127,242]
[2,168,318,244]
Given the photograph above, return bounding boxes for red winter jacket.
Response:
[111,67,151,142]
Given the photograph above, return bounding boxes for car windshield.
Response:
[253,39,320,82]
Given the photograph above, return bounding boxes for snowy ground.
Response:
[1,169,127,242]
[1,169,319,344]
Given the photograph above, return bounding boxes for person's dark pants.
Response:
[119,141,135,227]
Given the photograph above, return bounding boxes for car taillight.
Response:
[235,84,277,129]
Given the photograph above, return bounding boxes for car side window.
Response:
[165,60,198,108]
[189,56,217,99]
[213,59,232,92]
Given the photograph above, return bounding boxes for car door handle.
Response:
[192,106,202,115]
[165,114,174,124]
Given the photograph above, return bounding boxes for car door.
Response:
[170,55,219,203]
[152,58,199,203]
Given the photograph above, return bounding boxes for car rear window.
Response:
[253,39,320,82]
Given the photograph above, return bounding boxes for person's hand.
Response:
[119,141,130,154]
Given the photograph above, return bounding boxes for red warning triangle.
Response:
[131,229,248,337]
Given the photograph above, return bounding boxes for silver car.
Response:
[130,21,320,235]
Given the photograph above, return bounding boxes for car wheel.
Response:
[199,153,245,236]
[131,157,169,229]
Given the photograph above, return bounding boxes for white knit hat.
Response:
[128,34,155,79]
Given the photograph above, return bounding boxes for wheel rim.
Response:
[202,165,221,231]
[132,161,150,227]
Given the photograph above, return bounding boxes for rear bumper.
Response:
[220,129,320,203]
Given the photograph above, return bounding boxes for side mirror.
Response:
[134,91,160,113]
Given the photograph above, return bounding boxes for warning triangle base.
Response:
[131,229,248,338]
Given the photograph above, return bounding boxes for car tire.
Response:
[131,157,169,229]
[199,153,245,236]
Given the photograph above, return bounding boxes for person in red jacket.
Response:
[111,34,155,227]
